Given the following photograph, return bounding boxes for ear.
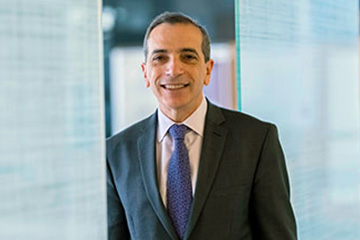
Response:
[141,62,150,88]
[203,59,214,86]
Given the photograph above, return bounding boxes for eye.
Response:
[182,54,197,62]
[152,55,167,62]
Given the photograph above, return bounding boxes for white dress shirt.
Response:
[156,98,208,207]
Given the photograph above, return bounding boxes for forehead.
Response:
[147,23,203,52]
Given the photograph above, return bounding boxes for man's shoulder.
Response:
[210,104,279,144]
[106,112,156,147]
[210,103,273,130]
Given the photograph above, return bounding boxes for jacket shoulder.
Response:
[106,112,156,149]
[216,105,274,131]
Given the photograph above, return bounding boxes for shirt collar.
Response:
[157,97,208,142]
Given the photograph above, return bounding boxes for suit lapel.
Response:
[137,112,178,240]
[184,103,228,239]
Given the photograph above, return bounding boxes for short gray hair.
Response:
[143,12,211,63]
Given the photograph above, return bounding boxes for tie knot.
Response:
[169,124,187,140]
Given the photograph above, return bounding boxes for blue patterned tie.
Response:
[167,124,193,239]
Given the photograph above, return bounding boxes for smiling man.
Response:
[141,22,213,122]
[106,12,297,240]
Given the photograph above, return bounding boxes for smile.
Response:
[161,84,189,89]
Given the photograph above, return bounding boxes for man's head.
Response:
[141,12,214,122]
[143,12,211,63]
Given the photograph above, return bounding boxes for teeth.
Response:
[164,84,186,89]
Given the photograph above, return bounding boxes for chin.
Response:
[162,99,188,109]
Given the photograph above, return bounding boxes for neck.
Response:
[160,98,204,123]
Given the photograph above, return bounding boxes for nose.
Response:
[165,57,184,77]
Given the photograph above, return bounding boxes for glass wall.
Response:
[236,0,360,239]
[0,1,106,239]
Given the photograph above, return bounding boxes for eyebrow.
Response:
[150,48,200,57]
[151,49,168,56]
[180,48,200,57]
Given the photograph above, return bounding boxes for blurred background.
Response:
[0,0,359,239]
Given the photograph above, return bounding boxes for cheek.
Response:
[149,69,162,83]
[195,70,207,85]
[151,84,162,98]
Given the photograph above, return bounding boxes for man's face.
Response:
[141,23,214,121]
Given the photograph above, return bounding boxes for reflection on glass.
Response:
[0,1,106,239]
[236,0,360,239]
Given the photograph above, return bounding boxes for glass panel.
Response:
[0,1,106,239]
[236,0,360,239]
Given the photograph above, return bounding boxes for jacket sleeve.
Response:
[250,124,297,240]
[107,160,130,240]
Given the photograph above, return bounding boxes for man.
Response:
[107,12,297,240]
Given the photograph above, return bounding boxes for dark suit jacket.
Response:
[107,102,297,240]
